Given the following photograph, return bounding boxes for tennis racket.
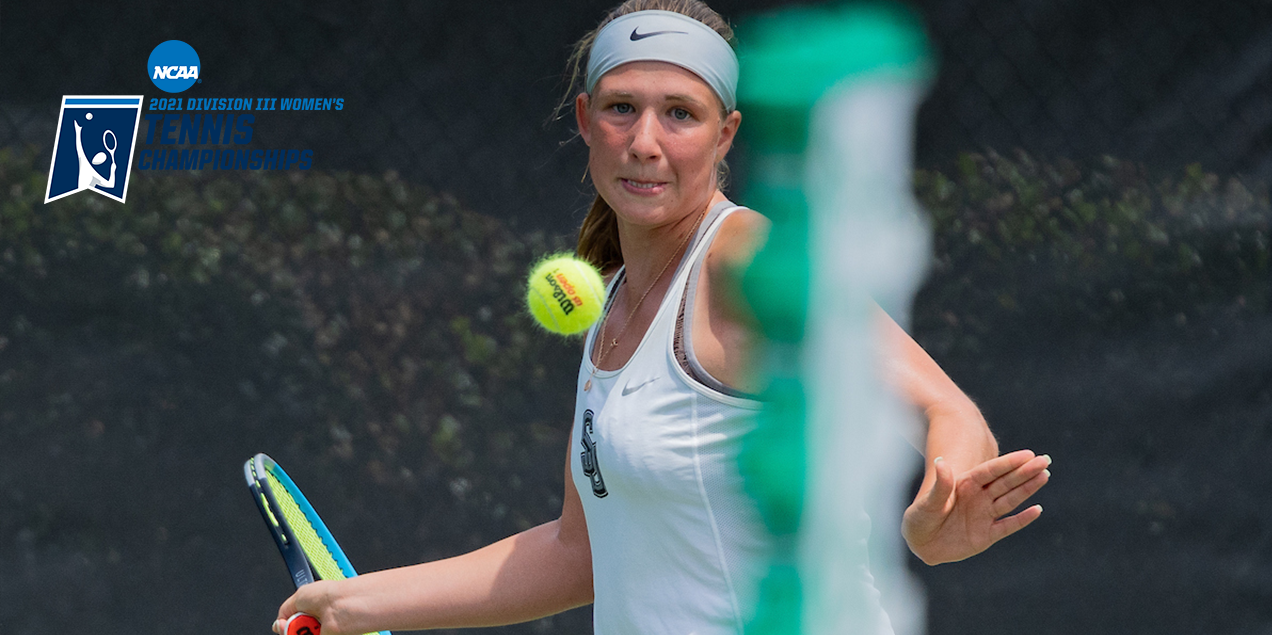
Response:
[244,452,391,635]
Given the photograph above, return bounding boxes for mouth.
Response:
[620,178,667,195]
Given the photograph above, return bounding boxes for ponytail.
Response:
[576,194,624,275]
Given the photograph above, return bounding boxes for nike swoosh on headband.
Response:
[630,27,687,41]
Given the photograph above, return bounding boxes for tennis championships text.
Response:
[136,96,345,171]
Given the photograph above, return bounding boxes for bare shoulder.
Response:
[704,207,771,274]
[701,207,771,324]
[692,207,769,392]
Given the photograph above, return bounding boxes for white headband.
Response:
[585,10,739,112]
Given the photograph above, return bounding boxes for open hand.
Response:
[902,449,1051,565]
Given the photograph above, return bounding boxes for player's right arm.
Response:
[274,448,594,635]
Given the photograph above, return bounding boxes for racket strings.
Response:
[267,473,347,582]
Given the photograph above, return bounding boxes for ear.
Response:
[715,109,742,160]
[575,93,592,146]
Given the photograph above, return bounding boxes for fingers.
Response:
[985,453,1051,543]
[902,457,956,547]
[968,449,1037,487]
[278,592,298,620]
[922,456,955,511]
[983,453,1051,500]
[991,467,1050,518]
[276,592,300,634]
[989,503,1043,544]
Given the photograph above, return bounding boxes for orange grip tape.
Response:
[285,612,321,635]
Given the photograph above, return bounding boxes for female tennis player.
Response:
[274,2,1050,633]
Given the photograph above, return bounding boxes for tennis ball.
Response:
[526,254,606,335]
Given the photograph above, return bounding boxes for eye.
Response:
[612,103,634,115]
[671,107,693,121]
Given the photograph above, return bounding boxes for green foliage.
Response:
[913,150,1271,354]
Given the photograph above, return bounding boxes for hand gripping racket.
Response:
[245,453,391,635]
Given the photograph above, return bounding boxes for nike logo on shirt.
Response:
[621,376,660,396]
[630,27,687,41]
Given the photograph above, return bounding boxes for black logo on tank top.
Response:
[580,409,608,498]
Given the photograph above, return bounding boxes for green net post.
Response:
[737,4,934,633]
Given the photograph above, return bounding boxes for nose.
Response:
[628,110,661,163]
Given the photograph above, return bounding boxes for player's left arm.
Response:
[875,310,997,471]
[703,206,1049,564]
[876,310,1051,565]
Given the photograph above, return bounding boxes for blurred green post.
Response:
[737,4,934,633]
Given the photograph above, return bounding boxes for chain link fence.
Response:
[2,1,1270,634]
[916,0,1272,178]
[4,0,1270,229]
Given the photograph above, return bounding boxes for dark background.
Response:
[6,1,1272,231]
[1,1,1270,634]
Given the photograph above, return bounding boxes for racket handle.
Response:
[284,613,321,635]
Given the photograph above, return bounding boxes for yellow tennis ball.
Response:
[526,254,606,335]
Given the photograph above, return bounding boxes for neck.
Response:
[616,189,726,293]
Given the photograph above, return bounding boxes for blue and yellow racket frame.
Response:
[245,453,391,635]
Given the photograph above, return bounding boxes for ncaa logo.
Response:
[149,40,200,93]
[44,96,143,204]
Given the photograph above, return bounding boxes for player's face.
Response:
[577,61,740,229]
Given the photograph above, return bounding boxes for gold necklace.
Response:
[584,209,707,392]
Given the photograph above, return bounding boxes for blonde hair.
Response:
[563,0,735,275]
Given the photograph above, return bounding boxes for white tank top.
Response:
[570,203,771,634]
